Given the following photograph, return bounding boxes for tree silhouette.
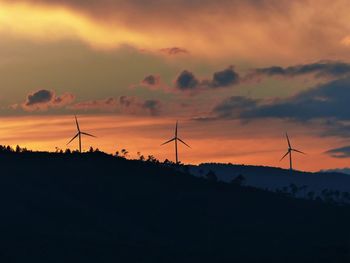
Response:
[147,155,159,163]
[6,146,13,152]
[121,149,129,158]
[15,145,21,153]
[137,152,145,161]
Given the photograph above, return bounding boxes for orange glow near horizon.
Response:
[0,115,347,172]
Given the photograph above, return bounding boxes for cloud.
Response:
[207,77,350,123]
[159,47,188,55]
[119,96,134,108]
[212,66,240,87]
[19,90,160,116]
[194,74,350,134]
[142,99,162,115]
[141,74,161,86]
[175,70,200,91]
[240,77,350,121]
[69,97,118,112]
[5,0,350,61]
[25,89,53,106]
[22,89,75,111]
[174,66,240,92]
[213,96,259,119]
[200,76,350,139]
[250,61,350,79]
[70,96,162,116]
[320,120,350,138]
[119,96,162,116]
[52,93,75,106]
[325,146,350,158]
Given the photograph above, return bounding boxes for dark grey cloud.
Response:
[213,96,259,119]
[25,89,53,106]
[142,75,160,86]
[252,61,350,79]
[325,146,350,158]
[321,120,350,138]
[175,70,200,91]
[205,76,350,140]
[119,96,162,115]
[212,66,240,87]
[241,77,350,121]
[174,66,240,92]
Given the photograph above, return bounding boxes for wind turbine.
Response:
[161,121,190,164]
[280,132,305,171]
[67,115,96,153]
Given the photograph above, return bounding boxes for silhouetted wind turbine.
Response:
[161,121,190,164]
[67,115,96,153]
[280,132,305,171]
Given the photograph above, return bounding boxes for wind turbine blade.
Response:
[292,149,306,154]
[81,132,96,138]
[161,137,175,146]
[280,151,289,161]
[286,132,291,148]
[178,138,191,148]
[175,121,178,137]
[67,133,79,145]
[75,115,80,132]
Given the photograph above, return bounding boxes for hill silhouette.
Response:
[0,147,349,262]
[189,163,350,203]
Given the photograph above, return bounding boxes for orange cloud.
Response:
[0,1,147,49]
[159,47,189,56]
[2,0,350,62]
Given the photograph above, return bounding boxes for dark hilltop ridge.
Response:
[0,146,349,262]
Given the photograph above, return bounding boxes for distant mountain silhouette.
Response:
[0,147,349,262]
[322,167,350,175]
[188,163,350,203]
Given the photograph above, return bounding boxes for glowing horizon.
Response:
[0,115,347,172]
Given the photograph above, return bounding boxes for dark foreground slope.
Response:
[0,151,349,263]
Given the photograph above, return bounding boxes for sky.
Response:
[1,0,350,171]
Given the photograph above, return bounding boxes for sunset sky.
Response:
[1,0,350,171]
